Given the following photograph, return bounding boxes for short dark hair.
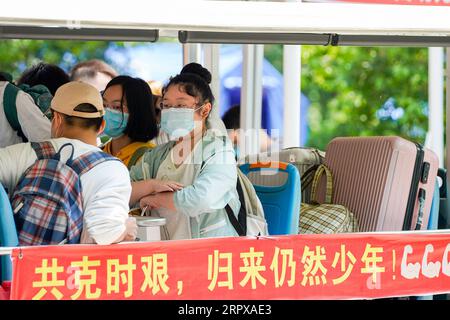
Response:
[164,63,215,106]
[222,105,241,130]
[104,76,158,142]
[62,103,103,131]
[70,59,118,81]
[0,72,11,82]
[17,62,70,95]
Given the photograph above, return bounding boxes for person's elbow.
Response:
[83,212,129,245]
[90,225,127,245]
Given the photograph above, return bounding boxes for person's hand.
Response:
[150,180,183,194]
[139,194,160,210]
[123,217,137,241]
[139,192,177,212]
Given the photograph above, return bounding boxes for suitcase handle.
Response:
[438,168,447,199]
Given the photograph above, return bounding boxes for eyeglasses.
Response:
[160,102,204,110]
[103,103,125,112]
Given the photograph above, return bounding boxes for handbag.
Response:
[299,164,359,234]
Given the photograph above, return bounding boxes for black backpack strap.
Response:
[127,146,152,170]
[225,205,246,236]
[225,178,247,236]
[3,83,28,142]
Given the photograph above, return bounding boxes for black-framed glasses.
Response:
[159,102,204,110]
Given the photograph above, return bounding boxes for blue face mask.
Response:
[160,108,198,140]
[104,109,129,138]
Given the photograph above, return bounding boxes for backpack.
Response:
[3,82,53,142]
[198,137,269,237]
[11,141,118,246]
[224,168,269,237]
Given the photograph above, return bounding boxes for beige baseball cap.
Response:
[51,81,104,118]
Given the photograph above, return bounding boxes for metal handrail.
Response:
[0,247,14,256]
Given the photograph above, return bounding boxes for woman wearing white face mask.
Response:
[102,76,182,196]
[129,63,240,240]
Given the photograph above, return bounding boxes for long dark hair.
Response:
[104,76,158,142]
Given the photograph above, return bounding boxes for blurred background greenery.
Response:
[0,40,433,150]
[265,45,432,150]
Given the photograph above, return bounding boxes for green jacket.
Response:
[130,131,240,239]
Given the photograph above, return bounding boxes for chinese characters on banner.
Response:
[10,232,450,300]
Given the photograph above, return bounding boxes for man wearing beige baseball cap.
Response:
[0,81,137,245]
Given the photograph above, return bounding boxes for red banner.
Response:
[9,232,450,300]
[305,0,450,6]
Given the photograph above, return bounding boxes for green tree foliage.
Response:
[1,41,431,151]
[0,40,114,80]
[265,45,429,150]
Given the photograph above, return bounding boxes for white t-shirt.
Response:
[154,142,203,240]
[0,137,131,245]
[0,81,51,148]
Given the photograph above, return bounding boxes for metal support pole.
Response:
[283,44,301,148]
[203,44,221,108]
[428,47,444,166]
[282,0,302,149]
[182,43,201,65]
[446,48,450,184]
[203,44,227,135]
[241,44,264,156]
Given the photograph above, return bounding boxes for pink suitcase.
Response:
[322,136,439,232]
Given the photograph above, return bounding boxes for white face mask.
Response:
[160,106,203,140]
[154,130,170,145]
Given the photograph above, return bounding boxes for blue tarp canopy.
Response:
[219,46,309,145]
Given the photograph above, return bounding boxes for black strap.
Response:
[54,143,75,163]
[438,168,447,198]
[225,205,245,236]
[225,178,247,236]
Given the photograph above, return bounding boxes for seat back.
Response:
[0,183,18,282]
[239,162,300,235]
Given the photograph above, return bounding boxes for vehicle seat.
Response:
[239,161,300,235]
